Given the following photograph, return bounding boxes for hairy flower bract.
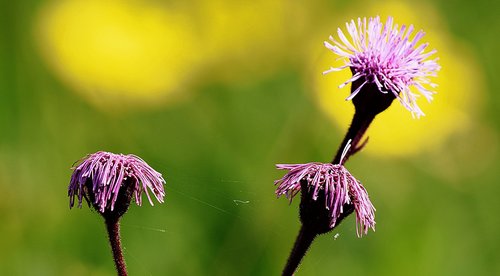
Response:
[275,162,375,237]
[68,151,166,213]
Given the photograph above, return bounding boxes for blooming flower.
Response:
[323,16,440,117]
[68,151,166,213]
[275,162,375,236]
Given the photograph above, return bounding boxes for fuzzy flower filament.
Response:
[275,162,375,237]
[68,151,166,214]
[324,16,440,117]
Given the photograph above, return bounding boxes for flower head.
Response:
[275,162,375,236]
[68,151,166,214]
[324,16,440,117]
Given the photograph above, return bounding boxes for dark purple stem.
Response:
[332,111,375,165]
[281,110,375,275]
[281,206,354,276]
[105,217,128,276]
[282,225,317,276]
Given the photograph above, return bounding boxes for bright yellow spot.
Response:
[37,0,199,109]
[312,1,484,157]
[193,0,308,80]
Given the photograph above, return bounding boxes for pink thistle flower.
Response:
[275,162,375,237]
[324,16,440,117]
[68,151,166,214]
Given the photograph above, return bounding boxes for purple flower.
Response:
[275,162,375,237]
[324,16,440,117]
[68,151,166,213]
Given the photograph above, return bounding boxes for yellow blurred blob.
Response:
[312,1,484,157]
[37,0,199,109]
[193,0,308,81]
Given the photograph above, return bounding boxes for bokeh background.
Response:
[1,0,499,275]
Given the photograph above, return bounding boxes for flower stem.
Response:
[281,104,377,275]
[282,225,317,276]
[332,111,375,165]
[105,217,128,276]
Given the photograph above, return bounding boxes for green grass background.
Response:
[1,0,499,275]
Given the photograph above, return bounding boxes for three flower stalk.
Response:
[66,15,439,276]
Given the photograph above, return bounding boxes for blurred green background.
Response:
[1,0,499,275]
